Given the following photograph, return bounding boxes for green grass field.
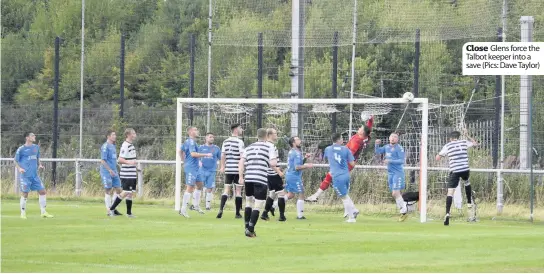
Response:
[2,198,544,273]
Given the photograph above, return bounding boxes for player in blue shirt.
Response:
[178,126,212,218]
[100,130,123,216]
[324,133,358,223]
[375,132,408,221]
[193,132,221,211]
[14,132,53,219]
[284,136,313,220]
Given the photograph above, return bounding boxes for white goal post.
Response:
[176,97,429,223]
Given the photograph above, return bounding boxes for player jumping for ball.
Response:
[375,133,408,222]
[305,116,374,205]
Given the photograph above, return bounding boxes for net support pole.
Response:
[331,31,339,133]
[189,33,195,126]
[410,29,420,187]
[348,0,357,136]
[119,33,125,118]
[290,0,300,137]
[493,28,502,210]
[419,99,429,223]
[52,36,60,190]
[77,0,85,196]
[206,0,212,132]
[175,101,183,211]
[257,32,263,129]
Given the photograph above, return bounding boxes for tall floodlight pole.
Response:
[206,0,213,132]
[348,0,358,136]
[76,0,85,196]
[498,0,507,214]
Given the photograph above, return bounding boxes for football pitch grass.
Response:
[2,199,544,273]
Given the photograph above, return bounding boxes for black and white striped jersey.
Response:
[242,141,277,185]
[221,136,245,174]
[439,140,474,173]
[266,141,279,176]
[119,141,137,179]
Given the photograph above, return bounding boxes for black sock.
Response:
[110,197,123,210]
[126,199,133,215]
[219,194,228,211]
[244,207,252,229]
[235,196,242,215]
[465,184,472,204]
[278,197,286,217]
[263,197,274,213]
[446,196,453,215]
[248,210,260,232]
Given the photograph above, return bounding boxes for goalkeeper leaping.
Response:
[305,115,374,205]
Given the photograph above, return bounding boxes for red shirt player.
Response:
[305,116,374,203]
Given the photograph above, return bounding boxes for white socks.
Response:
[296,199,304,218]
[39,195,47,214]
[315,188,324,197]
[181,191,191,211]
[395,196,407,214]
[342,196,356,219]
[205,192,213,209]
[105,194,112,210]
[193,190,201,208]
[20,197,27,213]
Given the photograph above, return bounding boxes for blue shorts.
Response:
[332,174,351,197]
[20,176,45,193]
[285,175,304,194]
[200,170,216,189]
[185,170,202,187]
[101,173,121,189]
[388,172,405,191]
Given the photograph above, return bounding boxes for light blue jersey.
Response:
[14,144,40,178]
[375,143,405,174]
[375,143,406,191]
[100,142,118,176]
[324,144,355,178]
[198,144,221,172]
[285,148,304,194]
[324,144,354,197]
[181,138,199,172]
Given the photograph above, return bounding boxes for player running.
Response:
[196,132,222,211]
[375,133,408,221]
[283,136,314,220]
[323,133,358,223]
[178,126,212,218]
[305,116,374,203]
[15,132,53,219]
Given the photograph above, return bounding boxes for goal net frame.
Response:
[175,97,430,223]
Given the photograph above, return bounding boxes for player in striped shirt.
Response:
[436,130,478,226]
[217,124,245,219]
[239,128,278,237]
[109,128,139,218]
[260,128,284,221]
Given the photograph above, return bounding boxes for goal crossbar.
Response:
[175,97,429,223]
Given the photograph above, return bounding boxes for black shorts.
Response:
[245,182,268,200]
[121,178,137,192]
[225,174,240,185]
[267,175,284,192]
[448,170,470,189]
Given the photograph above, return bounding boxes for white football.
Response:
[403,92,414,102]
[360,112,370,121]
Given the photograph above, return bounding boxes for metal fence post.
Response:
[75,160,82,196]
[14,165,20,194]
[137,162,143,197]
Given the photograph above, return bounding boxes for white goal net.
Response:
[176,98,430,222]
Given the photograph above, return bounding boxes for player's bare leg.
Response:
[180,185,195,218]
[217,184,231,219]
[191,181,205,214]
